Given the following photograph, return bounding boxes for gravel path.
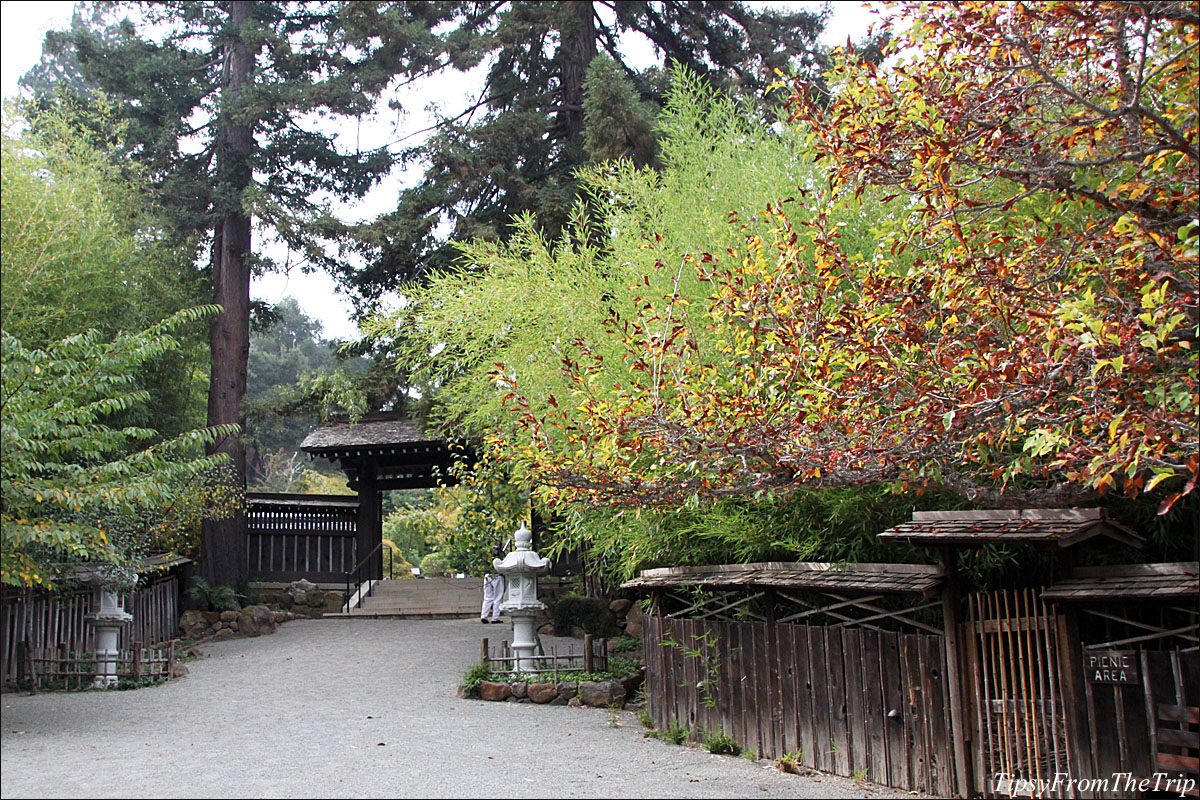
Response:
[2,617,913,799]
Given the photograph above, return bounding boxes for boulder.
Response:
[510,682,528,700]
[621,669,644,698]
[179,610,207,639]
[578,680,626,708]
[288,578,318,595]
[286,579,317,608]
[478,681,511,702]
[527,683,558,704]
[212,628,234,640]
[609,598,633,616]
[306,590,328,608]
[624,603,645,639]
[236,605,277,638]
[323,593,345,614]
[219,610,239,623]
[567,697,584,707]
[555,682,578,701]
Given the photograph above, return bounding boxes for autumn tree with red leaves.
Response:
[494,1,1197,513]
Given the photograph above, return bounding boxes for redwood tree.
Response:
[31,1,443,584]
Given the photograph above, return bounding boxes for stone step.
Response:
[325,610,479,620]
[340,578,493,617]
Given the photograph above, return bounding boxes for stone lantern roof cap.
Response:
[493,523,551,574]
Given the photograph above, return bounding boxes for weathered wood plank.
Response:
[808,625,831,773]
[860,628,888,787]
[1160,703,1200,724]
[922,634,951,798]
[825,626,849,776]
[879,630,907,790]
[901,633,929,793]
[843,627,868,778]
[777,622,797,759]
[749,622,769,757]
[794,624,816,770]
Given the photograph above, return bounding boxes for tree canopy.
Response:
[341,0,830,304]
[379,4,1197,530]
[487,2,1198,514]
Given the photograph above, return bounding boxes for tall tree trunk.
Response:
[558,1,597,143]
[201,0,255,588]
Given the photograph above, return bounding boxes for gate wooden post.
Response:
[1056,605,1095,796]
[941,547,974,797]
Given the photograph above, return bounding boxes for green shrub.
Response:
[460,662,493,692]
[704,729,742,756]
[550,594,618,637]
[663,721,689,745]
[419,551,449,577]
[187,576,241,612]
[609,633,641,653]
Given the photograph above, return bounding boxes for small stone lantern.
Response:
[493,522,551,672]
[85,583,133,688]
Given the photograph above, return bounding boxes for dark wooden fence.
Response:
[644,596,1199,799]
[1,575,180,689]
[643,615,956,796]
[1054,647,1198,800]
[245,493,358,582]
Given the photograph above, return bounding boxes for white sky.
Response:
[1,0,878,340]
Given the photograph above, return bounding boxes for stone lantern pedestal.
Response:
[493,523,551,672]
[85,586,132,688]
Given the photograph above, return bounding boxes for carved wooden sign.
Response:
[1084,650,1139,684]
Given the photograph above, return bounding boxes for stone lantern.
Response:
[493,522,551,672]
[84,582,133,688]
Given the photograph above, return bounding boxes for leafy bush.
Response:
[460,662,493,692]
[704,729,742,756]
[663,721,690,745]
[186,576,241,612]
[609,634,642,653]
[1,309,238,589]
[550,595,618,637]
[418,551,449,577]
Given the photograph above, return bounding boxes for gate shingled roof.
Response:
[621,561,943,597]
[876,508,1144,549]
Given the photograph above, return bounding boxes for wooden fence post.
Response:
[941,547,974,797]
[131,641,143,682]
[481,637,489,669]
[584,633,594,674]
[1056,606,1095,793]
[167,640,177,680]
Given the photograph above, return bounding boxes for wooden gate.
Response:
[245,493,358,582]
[966,588,1071,798]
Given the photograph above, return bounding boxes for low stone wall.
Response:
[253,579,344,618]
[464,670,644,708]
[179,605,293,641]
[179,580,341,642]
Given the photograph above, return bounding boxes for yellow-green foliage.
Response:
[1,311,239,588]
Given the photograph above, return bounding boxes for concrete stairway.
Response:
[337,577,485,619]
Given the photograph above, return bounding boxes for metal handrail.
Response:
[344,542,397,610]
